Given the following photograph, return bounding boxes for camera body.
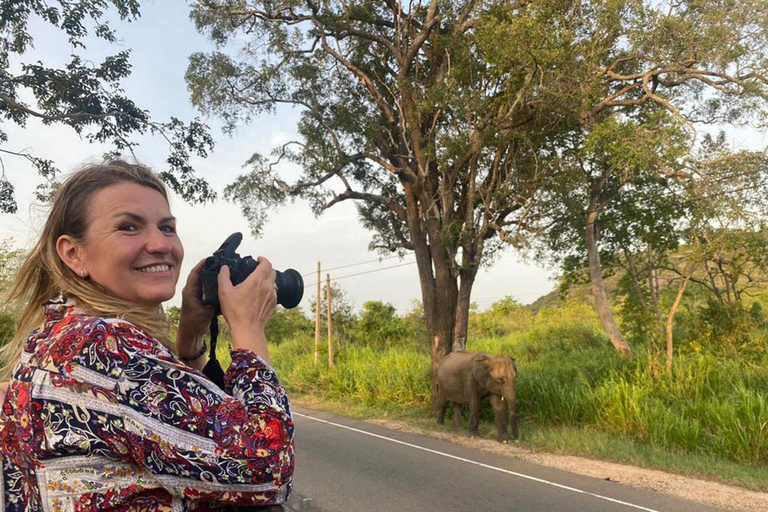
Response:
[199,232,304,310]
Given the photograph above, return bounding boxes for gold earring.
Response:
[80,269,85,278]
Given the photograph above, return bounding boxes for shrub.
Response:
[267,307,314,344]
[0,313,15,347]
[469,297,532,339]
[352,301,409,345]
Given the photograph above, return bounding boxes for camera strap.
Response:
[202,316,226,390]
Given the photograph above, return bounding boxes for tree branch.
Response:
[325,189,407,221]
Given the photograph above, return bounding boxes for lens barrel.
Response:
[275,269,304,309]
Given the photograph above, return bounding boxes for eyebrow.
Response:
[114,212,177,223]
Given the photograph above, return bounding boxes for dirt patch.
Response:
[365,418,768,512]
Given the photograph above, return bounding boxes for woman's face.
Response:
[73,182,184,307]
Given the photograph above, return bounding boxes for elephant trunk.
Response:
[502,388,518,440]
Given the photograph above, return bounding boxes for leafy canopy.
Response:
[0,0,216,212]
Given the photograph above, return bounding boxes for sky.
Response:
[0,1,559,315]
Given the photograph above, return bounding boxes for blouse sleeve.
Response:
[63,317,295,508]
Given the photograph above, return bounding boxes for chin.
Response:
[137,290,176,307]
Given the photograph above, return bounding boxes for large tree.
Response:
[186,0,556,410]
[495,0,768,355]
[0,0,215,212]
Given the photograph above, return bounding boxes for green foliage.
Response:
[0,0,215,212]
[0,239,24,314]
[266,307,313,344]
[468,296,532,339]
[352,301,409,345]
[270,335,431,408]
[524,301,608,349]
[592,353,768,465]
[682,299,768,360]
[400,300,429,347]
[0,313,15,347]
[187,2,564,372]
[269,298,768,469]
[165,306,181,329]
[615,272,662,344]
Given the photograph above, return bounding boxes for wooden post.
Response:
[327,273,333,366]
[314,262,320,366]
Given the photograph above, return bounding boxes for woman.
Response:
[0,160,294,511]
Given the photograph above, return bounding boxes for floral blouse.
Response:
[0,297,294,511]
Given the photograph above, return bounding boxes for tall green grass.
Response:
[272,338,431,408]
[215,300,767,476]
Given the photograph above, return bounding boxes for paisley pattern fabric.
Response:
[0,297,294,511]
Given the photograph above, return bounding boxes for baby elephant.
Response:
[436,351,518,443]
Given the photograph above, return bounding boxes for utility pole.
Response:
[314,262,320,366]
[327,273,333,366]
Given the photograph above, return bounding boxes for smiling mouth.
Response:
[136,264,171,274]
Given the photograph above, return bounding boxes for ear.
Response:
[506,355,517,378]
[471,353,491,383]
[56,235,86,277]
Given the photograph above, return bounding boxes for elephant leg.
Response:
[509,394,519,440]
[468,396,480,437]
[436,394,448,425]
[489,394,508,443]
[452,403,464,431]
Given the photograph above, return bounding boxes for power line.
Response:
[305,261,417,288]
[301,254,405,277]
[333,261,417,280]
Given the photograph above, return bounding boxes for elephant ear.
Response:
[471,353,493,385]
[505,355,518,378]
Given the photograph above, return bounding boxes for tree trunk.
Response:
[586,211,632,356]
[666,272,691,372]
[453,266,478,352]
[425,264,458,415]
[403,182,458,416]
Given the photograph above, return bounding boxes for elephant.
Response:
[436,351,518,443]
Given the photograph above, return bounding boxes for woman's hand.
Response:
[218,257,277,364]
[176,258,215,367]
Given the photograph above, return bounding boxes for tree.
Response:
[0,238,23,345]
[683,135,768,306]
[0,238,24,312]
[187,0,555,411]
[0,0,215,212]
[267,307,314,344]
[354,300,408,344]
[511,0,768,355]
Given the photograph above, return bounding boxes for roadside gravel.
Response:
[367,418,768,512]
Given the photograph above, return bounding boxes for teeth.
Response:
[137,265,170,273]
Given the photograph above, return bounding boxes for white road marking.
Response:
[295,412,667,512]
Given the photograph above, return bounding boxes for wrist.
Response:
[179,342,207,362]
[177,334,206,360]
[229,326,269,359]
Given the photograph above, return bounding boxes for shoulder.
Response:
[28,310,167,372]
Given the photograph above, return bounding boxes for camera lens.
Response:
[275,269,304,309]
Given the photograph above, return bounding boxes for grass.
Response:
[206,301,768,492]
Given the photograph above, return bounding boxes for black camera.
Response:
[199,232,304,310]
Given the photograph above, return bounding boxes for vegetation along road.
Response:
[282,407,730,512]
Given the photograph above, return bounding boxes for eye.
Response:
[160,224,177,234]
[118,223,138,232]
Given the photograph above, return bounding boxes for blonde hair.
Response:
[1,160,176,379]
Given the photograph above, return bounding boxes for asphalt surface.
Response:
[283,406,733,512]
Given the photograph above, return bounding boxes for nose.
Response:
[146,227,173,254]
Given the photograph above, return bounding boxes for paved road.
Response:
[283,406,731,512]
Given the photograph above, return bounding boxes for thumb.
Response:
[217,265,232,292]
